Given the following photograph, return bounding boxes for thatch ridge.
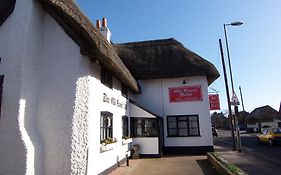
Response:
[115,38,220,84]
[0,0,16,26]
[37,0,139,92]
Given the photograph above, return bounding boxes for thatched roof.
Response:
[248,105,279,121]
[0,0,16,26]
[36,0,139,92]
[115,38,220,85]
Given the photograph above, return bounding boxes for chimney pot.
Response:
[96,20,101,28]
[102,17,107,27]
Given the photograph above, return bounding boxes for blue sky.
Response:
[76,0,281,112]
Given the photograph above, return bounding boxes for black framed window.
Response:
[131,118,158,137]
[0,75,3,117]
[167,115,200,137]
[121,84,128,98]
[100,111,113,141]
[122,116,129,137]
[101,66,112,88]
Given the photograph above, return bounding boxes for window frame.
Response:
[100,111,113,141]
[130,117,159,137]
[121,84,128,98]
[167,115,200,137]
[100,66,113,89]
[122,116,129,137]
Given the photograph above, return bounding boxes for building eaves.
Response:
[37,0,139,93]
[115,38,220,85]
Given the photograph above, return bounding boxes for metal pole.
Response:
[223,24,235,93]
[234,106,242,152]
[219,39,236,151]
[239,86,245,111]
[224,24,242,152]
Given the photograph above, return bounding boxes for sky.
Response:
[76,0,281,113]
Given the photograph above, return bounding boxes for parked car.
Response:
[257,127,281,146]
[212,127,218,137]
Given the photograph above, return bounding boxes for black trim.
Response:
[139,154,161,158]
[163,146,214,155]
[98,157,127,175]
[167,115,200,137]
[0,0,16,26]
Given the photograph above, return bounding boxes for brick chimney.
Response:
[97,17,111,43]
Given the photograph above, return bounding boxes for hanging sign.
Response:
[169,85,203,103]
[209,94,220,110]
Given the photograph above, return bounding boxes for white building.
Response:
[0,0,219,174]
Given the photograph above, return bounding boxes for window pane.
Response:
[169,122,177,128]
[168,117,176,122]
[178,121,187,128]
[178,129,188,136]
[189,128,199,135]
[100,111,113,141]
[178,116,187,121]
[168,129,177,136]
[167,115,200,137]
[131,118,158,137]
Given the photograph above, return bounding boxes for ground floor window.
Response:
[122,116,129,138]
[100,111,113,141]
[167,115,200,137]
[131,117,158,137]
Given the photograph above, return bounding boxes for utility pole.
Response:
[239,86,245,111]
[219,39,236,151]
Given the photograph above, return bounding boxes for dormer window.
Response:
[121,84,128,98]
[101,66,112,89]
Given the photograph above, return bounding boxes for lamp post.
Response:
[219,39,235,151]
[223,21,243,152]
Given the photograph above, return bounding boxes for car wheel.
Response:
[269,139,274,146]
[257,137,261,144]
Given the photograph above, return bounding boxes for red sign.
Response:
[209,94,220,110]
[169,85,203,103]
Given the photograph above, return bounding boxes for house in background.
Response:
[247,105,281,132]
[0,0,219,174]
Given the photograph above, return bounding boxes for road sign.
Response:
[230,92,240,105]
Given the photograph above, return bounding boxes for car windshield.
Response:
[272,128,281,134]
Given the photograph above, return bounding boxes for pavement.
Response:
[215,143,281,175]
[108,135,281,175]
[108,155,218,175]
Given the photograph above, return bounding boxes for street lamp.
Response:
[223,21,243,152]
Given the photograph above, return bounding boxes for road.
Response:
[214,129,281,175]
[215,129,281,162]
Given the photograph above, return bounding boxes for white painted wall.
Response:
[0,1,130,175]
[130,76,213,148]
[130,103,156,118]
[0,1,44,174]
[132,138,159,154]
[87,75,130,175]
[129,102,159,155]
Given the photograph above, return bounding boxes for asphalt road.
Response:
[214,129,281,175]
[215,129,281,163]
